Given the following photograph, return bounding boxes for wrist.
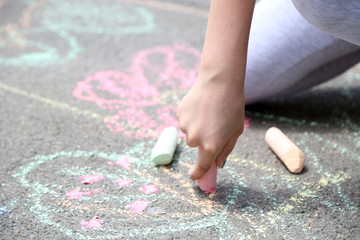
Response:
[195,69,245,98]
[197,64,245,90]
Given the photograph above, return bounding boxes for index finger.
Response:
[188,146,218,179]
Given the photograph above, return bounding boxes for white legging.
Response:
[244,0,360,104]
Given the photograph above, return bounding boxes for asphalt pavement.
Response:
[0,0,359,239]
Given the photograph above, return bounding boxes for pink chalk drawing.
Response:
[65,189,99,200]
[73,45,201,139]
[125,199,150,214]
[106,161,114,165]
[81,175,104,184]
[80,216,104,230]
[115,179,133,187]
[138,184,158,195]
[73,45,252,139]
[115,157,132,168]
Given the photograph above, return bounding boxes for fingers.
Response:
[188,146,218,180]
[177,115,198,148]
[180,129,198,148]
[177,106,196,148]
[187,128,243,179]
[215,130,242,168]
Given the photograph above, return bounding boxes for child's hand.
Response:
[176,72,245,179]
[177,0,254,179]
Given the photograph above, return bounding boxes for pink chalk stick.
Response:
[198,161,217,193]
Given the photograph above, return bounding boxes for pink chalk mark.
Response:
[81,175,104,184]
[115,179,133,187]
[126,199,150,214]
[80,216,104,229]
[66,189,92,199]
[116,157,132,168]
[65,189,99,200]
[244,115,251,129]
[72,45,201,139]
[106,161,114,165]
[138,184,158,195]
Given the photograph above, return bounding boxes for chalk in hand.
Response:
[198,161,217,193]
[151,126,178,165]
[265,127,305,173]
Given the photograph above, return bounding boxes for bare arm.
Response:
[177,0,255,179]
[200,0,255,86]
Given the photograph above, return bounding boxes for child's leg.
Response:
[244,0,360,104]
[292,0,360,46]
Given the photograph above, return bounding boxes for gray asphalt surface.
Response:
[0,0,359,239]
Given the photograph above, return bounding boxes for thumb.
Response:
[188,146,217,180]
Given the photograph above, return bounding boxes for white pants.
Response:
[245,0,360,104]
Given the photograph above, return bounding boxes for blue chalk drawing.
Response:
[0,0,155,66]
[42,0,155,35]
[0,28,81,66]
[0,197,20,215]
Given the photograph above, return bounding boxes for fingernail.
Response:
[221,159,227,169]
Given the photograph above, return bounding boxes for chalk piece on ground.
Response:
[151,126,178,165]
[265,127,305,173]
[198,161,217,193]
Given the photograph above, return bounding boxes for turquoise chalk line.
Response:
[0,0,155,66]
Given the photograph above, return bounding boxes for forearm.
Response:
[200,0,255,89]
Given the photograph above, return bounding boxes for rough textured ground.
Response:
[0,0,359,239]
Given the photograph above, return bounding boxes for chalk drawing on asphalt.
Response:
[0,0,155,66]
[12,141,356,239]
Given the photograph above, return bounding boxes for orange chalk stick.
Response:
[265,127,305,173]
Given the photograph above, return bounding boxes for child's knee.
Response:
[292,0,360,46]
[291,0,340,33]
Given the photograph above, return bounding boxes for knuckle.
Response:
[203,142,220,155]
[179,123,187,134]
[187,133,199,146]
[176,118,187,134]
[196,162,210,173]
